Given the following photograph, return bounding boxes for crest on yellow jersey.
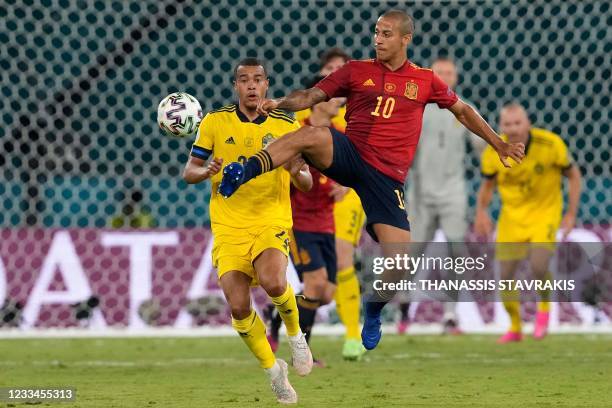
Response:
[262,133,275,148]
[534,163,544,174]
[404,81,418,100]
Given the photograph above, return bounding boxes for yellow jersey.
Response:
[481,127,572,227]
[191,104,300,234]
[295,105,347,132]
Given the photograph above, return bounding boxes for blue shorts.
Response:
[321,129,411,242]
[289,230,337,284]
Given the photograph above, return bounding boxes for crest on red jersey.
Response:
[404,81,418,100]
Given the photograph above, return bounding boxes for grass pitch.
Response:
[1,334,611,407]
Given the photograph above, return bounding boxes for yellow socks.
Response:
[232,309,276,369]
[335,266,361,340]
[270,285,301,337]
[502,289,522,333]
[538,300,551,313]
[538,271,552,313]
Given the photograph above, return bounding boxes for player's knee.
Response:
[299,125,328,150]
[499,262,518,280]
[260,278,287,298]
[229,304,252,320]
[530,262,548,278]
[265,284,286,298]
[305,276,327,298]
[320,288,335,305]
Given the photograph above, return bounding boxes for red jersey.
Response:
[291,167,335,234]
[315,59,458,182]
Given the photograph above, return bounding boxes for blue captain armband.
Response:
[191,145,212,160]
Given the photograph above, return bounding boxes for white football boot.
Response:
[268,359,298,404]
[288,332,313,376]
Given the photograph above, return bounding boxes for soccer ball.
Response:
[157,92,203,137]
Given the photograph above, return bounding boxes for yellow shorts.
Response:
[212,225,290,285]
[496,220,559,261]
[333,189,366,246]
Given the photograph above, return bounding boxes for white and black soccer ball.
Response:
[157,92,203,137]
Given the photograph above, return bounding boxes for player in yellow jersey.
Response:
[333,188,366,360]
[182,58,314,404]
[475,103,582,343]
[296,48,366,360]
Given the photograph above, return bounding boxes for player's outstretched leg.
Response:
[218,126,333,198]
[218,161,245,198]
[361,224,411,350]
[362,300,384,350]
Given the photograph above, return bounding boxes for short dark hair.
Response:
[319,47,350,69]
[380,9,415,36]
[233,57,267,79]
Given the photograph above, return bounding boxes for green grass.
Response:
[0,334,611,407]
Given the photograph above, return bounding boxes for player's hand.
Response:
[256,98,280,116]
[497,141,525,168]
[284,154,308,177]
[334,97,347,106]
[474,210,493,237]
[205,157,223,177]
[560,212,576,239]
[329,184,349,202]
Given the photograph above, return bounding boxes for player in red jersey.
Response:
[219,9,525,350]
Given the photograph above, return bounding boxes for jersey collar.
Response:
[235,105,267,124]
[502,132,532,156]
[375,58,410,73]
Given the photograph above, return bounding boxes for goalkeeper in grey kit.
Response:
[398,57,486,334]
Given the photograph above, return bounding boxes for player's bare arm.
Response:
[328,184,349,202]
[448,99,525,168]
[182,156,223,184]
[474,176,496,236]
[256,87,328,116]
[560,164,582,238]
[284,155,313,192]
